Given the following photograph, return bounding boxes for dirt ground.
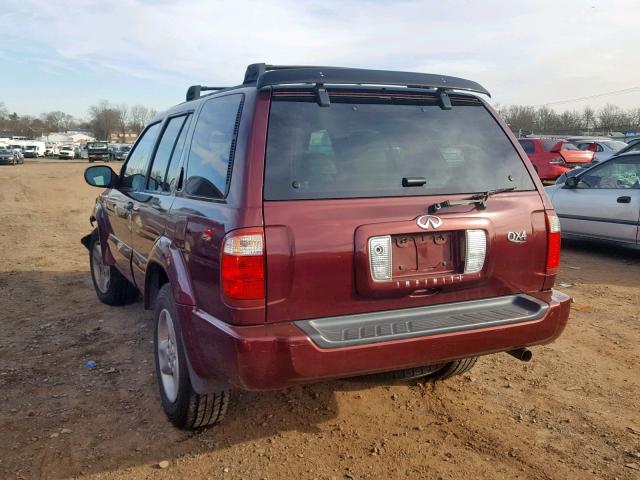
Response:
[0,161,638,480]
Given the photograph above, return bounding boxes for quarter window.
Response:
[185,94,243,198]
[121,123,161,191]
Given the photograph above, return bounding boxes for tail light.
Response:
[464,229,487,274]
[549,157,567,166]
[368,235,392,281]
[221,228,265,300]
[545,212,561,274]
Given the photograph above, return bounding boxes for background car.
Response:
[570,139,628,162]
[518,137,594,181]
[113,145,131,161]
[612,140,640,157]
[546,152,640,247]
[0,147,23,165]
[58,146,76,159]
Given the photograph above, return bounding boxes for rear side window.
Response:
[121,123,161,191]
[518,140,535,154]
[147,114,191,192]
[185,94,243,199]
[264,95,535,200]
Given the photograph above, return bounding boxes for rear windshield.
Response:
[541,139,563,151]
[603,141,627,152]
[264,94,535,200]
[561,142,578,150]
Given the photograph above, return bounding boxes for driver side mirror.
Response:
[84,165,118,188]
[564,176,579,189]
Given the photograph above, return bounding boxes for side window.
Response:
[166,115,192,192]
[579,158,640,189]
[121,123,161,191]
[147,115,190,192]
[518,140,535,154]
[185,94,243,198]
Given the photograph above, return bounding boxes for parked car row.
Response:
[518,136,633,182]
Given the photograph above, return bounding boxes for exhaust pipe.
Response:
[507,348,532,362]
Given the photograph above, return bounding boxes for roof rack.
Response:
[242,63,490,99]
[186,85,230,102]
[185,64,490,107]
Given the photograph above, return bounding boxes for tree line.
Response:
[495,103,640,136]
[0,101,157,140]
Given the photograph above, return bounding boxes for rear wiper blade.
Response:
[428,187,516,214]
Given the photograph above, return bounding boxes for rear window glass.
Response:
[264,95,535,200]
[541,139,562,151]
[561,142,578,150]
[518,139,535,154]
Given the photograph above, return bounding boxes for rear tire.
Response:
[427,357,478,381]
[154,284,229,429]
[89,235,138,305]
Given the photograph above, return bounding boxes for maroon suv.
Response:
[82,63,571,429]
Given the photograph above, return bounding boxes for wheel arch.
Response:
[144,236,196,310]
[81,201,116,267]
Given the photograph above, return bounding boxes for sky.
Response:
[1,0,639,119]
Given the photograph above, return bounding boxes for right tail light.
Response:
[545,211,561,274]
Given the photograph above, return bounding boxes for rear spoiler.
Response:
[244,64,490,97]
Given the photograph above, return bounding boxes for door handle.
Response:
[617,196,631,204]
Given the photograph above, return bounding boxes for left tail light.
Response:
[221,228,265,300]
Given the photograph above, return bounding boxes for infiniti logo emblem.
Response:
[416,215,443,230]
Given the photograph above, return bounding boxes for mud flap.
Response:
[81,230,96,251]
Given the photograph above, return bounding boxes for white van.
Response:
[23,141,46,158]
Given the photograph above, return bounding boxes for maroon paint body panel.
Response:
[263,193,548,323]
[181,290,570,390]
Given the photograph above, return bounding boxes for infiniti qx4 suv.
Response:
[82,63,571,429]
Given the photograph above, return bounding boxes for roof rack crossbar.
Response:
[186,85,230,102]
[242,63,490,97]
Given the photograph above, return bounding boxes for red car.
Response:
[82,64,571,429]
[518,137,594,181]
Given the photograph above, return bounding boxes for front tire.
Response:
[89,235,138,305]
[154,284,229,429]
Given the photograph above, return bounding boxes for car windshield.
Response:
[264,93,535,200]
[0,149,10,154]
[89,143,107,149]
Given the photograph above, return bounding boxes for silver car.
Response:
[572,139,628,163]
[545,152,639,247]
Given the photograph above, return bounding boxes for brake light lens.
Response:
[221,229,265,300]
[546,212,561,273]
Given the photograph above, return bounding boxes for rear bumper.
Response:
[180,290,571,391]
